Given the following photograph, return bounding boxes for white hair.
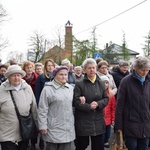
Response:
[82,58,97,69]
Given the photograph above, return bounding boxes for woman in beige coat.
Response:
[0,65,37,150]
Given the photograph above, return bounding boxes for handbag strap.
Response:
[10,90,21,117]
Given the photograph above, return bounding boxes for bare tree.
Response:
[0,4,8,51]
[50,25,64,48]
[27,31,48,63]
[7,51,25,64]
[0,4,7,23]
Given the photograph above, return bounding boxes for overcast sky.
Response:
[0,0,150,63]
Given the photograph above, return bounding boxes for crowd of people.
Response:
[0,56,150,150]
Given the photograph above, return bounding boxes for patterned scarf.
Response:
[24,73,34,84]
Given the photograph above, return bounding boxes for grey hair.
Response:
[133,56,150,69]
[82,58,97,69]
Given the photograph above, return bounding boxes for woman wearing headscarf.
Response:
[38,66,75,150]
[0,65,37,150]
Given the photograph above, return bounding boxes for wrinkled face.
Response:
[35,66,43,75]
[55,69,68,84]
[84,63,96,79]
[75,69,82,76]
[134,67,150,78]
[0,67,7,75]
[9,73,22,86]
[119,66,129,74]
[98,65,108,75]
[25,64,34,75]
[46,61,55,73]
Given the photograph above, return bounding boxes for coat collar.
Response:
[2,79,28,91]
[45,80,70,89]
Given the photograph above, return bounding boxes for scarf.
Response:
[134,70,145,85]
[24,73,34,84]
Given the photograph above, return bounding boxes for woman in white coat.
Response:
[0,65,37,150]
[38,66,75,150]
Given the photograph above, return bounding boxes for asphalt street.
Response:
[33,129,115,150]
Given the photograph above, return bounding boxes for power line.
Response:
[74,0,147,35]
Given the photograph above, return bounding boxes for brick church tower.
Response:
[65,20,73,62]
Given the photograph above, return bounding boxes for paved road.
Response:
[34,129,115,150]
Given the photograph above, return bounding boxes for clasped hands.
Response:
[80,96,98,110]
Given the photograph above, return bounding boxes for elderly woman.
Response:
[35,62,43,75]
[61,58,76,86]
[0,65,37,150]
[97,60,117,95]
[115,56,150,149]
[22,61,38,150]
[74,66,84,82]
[22,61,38,94]
[73,58,109,150]
[38,66,75,150]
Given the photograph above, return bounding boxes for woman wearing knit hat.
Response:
[100,75,116,148]
[37,66,75,150]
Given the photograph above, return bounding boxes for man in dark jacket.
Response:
[115,56,150,150]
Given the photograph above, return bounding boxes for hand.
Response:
[39,129,48,135]
[90,101,98,110]
[80,96,86,104]
[112,121,115,126]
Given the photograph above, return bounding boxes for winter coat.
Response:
[68,71,76,87]
[0,79,37,143]
[35,73,52,105]
[0,74,7,85]
[97,71,117,95]
[38,80,75,143]
[73,74,109,136]
[75,74,84,82]
[115,71,150,138]
[111,67,129,88]
[103,89,116,126]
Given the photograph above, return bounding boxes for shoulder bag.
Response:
[10,90,37,141]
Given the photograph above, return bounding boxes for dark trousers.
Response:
[125,136,149,150]
[1,140,29,150]
[75,134,104,150]
[103,125,111,143]
[45,142,72,150]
